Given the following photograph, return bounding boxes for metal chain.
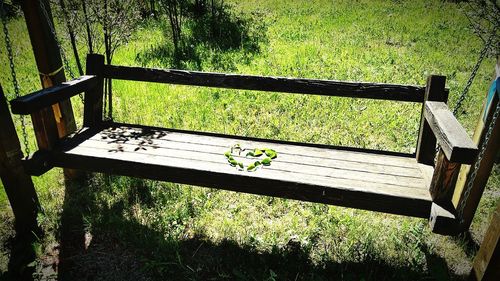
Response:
[1,2,30,156]
[457,99,500,222]
[434,28,497,158]
[453,30,496,116]
[38,0,84,103]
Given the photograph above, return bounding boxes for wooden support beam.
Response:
[0,85,40,235]
[429,202,460,235]
[416,75,448,165]
[10,75,97,115]
[469,202,500,281]
[424,101,478,164]
[453,64,500,231]
[84,54,105,127]
[429,149,461,210]
[103,65,427,102]
[20,0,76,138]
[21,0,81,179]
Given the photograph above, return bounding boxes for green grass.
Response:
[0,0,499,280]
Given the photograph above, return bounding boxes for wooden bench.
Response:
[8,54,478,235]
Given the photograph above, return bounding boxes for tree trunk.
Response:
[59,0,83,76]
[81,0,93,54]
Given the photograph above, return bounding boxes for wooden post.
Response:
[453,60,500,231]
[429,149,461,209]
[0,85,40,235]
[20,0,77,136]
[416,75,448,165]
[469,201,500,281]
[84,54,105,127]
[20,0,79,177]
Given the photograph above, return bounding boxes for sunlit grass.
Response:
[0,0,498,279]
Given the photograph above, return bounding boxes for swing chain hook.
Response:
[1,2,30,156]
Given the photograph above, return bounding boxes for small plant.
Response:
[224,144,277,172]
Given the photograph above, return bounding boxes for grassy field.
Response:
[1,0,499,280]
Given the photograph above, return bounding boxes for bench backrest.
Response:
[10,54,448,159]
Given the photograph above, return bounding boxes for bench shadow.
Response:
[0,225,38,281]
[47,175,466,281]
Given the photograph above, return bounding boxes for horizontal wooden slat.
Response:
[10,75,97,114]
[90,136,420,179]
[46,123,432,218]
[76,139,426,189]
[424,101,478,164]
[103,65,426,102]
[95,124,419,168]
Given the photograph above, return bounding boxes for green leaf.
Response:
[254,161,261,166]
[237,162,244,169]
[264,149,275,155]
[254,149,263,156]
[229,159,238,166]
[224,151,232,158]
[246,151,255,157]
[265,149,277,159]
[247,164,256,171]
[261,157,272,166]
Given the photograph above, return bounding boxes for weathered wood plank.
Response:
[453,78,500,230]
[21,0,77,140]
[469,201,500,281]
[429,149,461,209]
[50,143,432,218]
[103,65,426,102]
[72,138,427,189]
[30,108,60,150]
[424,101,478,164]
[59,142,429,196]
[83,55,105,127]
[9,75,97,115]
[35,122,433,219]
[416,75,448,165]
[0,85,40,234]
[89,134,421,178]
[95,123,417,168]
[429,202,459,235]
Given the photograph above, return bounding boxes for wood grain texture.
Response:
[9,75,97,115]
[83,54,105,127]
[429,202,459,235]
[21,0,77,140]
[44,123,432,218]
[0,85,40,234]
[429,149,461,209]
[469,201,500,281]
[424,101,478,164]
[416,75,448,165]
[453,88,500,231]
[103,65,426,102]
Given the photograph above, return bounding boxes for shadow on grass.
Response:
[0,216,38,281]
[28,175,461,281]
[135,3,267,71]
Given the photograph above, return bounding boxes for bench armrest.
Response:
[10,75,97,115]
[424,101,478,164]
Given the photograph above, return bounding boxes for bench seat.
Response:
[47,122,433,218]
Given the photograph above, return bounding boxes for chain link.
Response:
[457,100,500,222]
[1,2,30,156]
[38,0,84,103]
[453,30,496,117]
